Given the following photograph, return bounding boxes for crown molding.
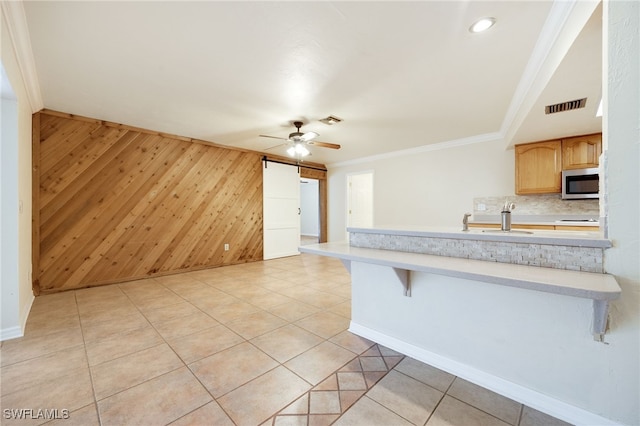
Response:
[500,0,600,147]
[1,1,43,112]
[328,131,503,169]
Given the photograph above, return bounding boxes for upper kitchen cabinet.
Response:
[515,140,562,194]
[561,133,602,170]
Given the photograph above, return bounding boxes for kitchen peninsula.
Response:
[299,226,621,424]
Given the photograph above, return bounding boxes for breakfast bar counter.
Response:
[300,226,619,339]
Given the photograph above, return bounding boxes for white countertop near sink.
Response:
[347,226,611,248]
[470,214,600,227]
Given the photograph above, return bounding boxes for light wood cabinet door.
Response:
[515,140,562,194]
[562,133,602,170]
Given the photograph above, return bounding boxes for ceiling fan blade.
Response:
[307,140,341,150]
[300,131,319,142]
[259,134,288,141]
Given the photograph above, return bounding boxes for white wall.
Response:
[300,179,319,237]
[1,9,35,340]
[327,2,640,424]
[599,1,640,424]
[328,137,514,241]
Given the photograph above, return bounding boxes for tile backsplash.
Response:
[473,194,599,216]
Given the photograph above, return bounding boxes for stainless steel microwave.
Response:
[562,168,599,199]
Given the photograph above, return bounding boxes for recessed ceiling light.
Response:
[469,17,496,33]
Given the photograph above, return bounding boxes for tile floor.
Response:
[0,254,572,426]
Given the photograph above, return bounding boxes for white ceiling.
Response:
[22,1,601,166]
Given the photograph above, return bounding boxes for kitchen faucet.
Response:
[462,213,472,231]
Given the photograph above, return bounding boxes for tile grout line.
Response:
[74,289,104,426]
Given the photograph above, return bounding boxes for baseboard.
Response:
[0,326,23,341]
[349,322,621,426]
[0,293,34,342]
[20,292,35,333]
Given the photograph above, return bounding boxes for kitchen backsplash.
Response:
[473,194,599,216]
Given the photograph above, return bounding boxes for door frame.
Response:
[346,170,374,240]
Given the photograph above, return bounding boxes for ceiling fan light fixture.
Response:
[469,17,496,33]
[287,143,310,158]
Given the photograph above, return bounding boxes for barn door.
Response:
[263,161,301,260]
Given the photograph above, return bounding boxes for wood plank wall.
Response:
[33,110,267,293]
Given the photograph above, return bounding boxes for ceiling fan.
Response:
[259,121,341,158]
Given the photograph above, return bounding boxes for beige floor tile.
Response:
[339,390,366,412]
[0,328,84,367]
[131,292,185,312]
[359,356,388,372]
[309,413,340,426]
[267,300,321,322]
[78,302,140,326]
[141,300,201,324]
[328,301,351,319]
[426,395,511,426]
[333,396,413,426]
[76,293,130,315]
[168,324,244,364]
[119,281,173,300]
[274,414,308,425]
[85,325,163,366]
[0,346,87,396]
[222,284,273,299]
[329,331,375,354]
[205,301,261,323]
[245,291,297,309]
[189,341,278,397]
[285,341,357,385]
[169,401,234,426]
[160,279,212,298]
[258,278,299,292]
[80,311,150,343]
[218,366,311,425]
[97,367,212,426]
[315,374,338,391]
[47,404,100,426]
[27,294,78,324]
[226,310,288,339]
[298,290,347,310]
[90,343,183,400]
[447,378,522,425]
[0,367,94,425]
[310,390,341,414]
[367,370,443,425]
[394,357,455,393]
[337,372,367,391]
[24,313,81,338]
[151,311,219,340]
[187,290,239,311]
[74,285,124,303]
[280,393,309,414]
[519,406,572,426]
[251,324,324,363]
[295,311,350,339]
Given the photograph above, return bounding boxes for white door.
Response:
[347,172,374,235]
[263,161,301,260]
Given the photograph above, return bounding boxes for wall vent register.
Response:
[545,98,587,114]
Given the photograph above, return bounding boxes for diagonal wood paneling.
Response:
[34,110,264,293]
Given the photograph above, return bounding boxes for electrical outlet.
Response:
[477,203,486,211]
[224,243,229,251]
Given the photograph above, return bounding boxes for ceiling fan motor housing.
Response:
[289,121,305,141]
